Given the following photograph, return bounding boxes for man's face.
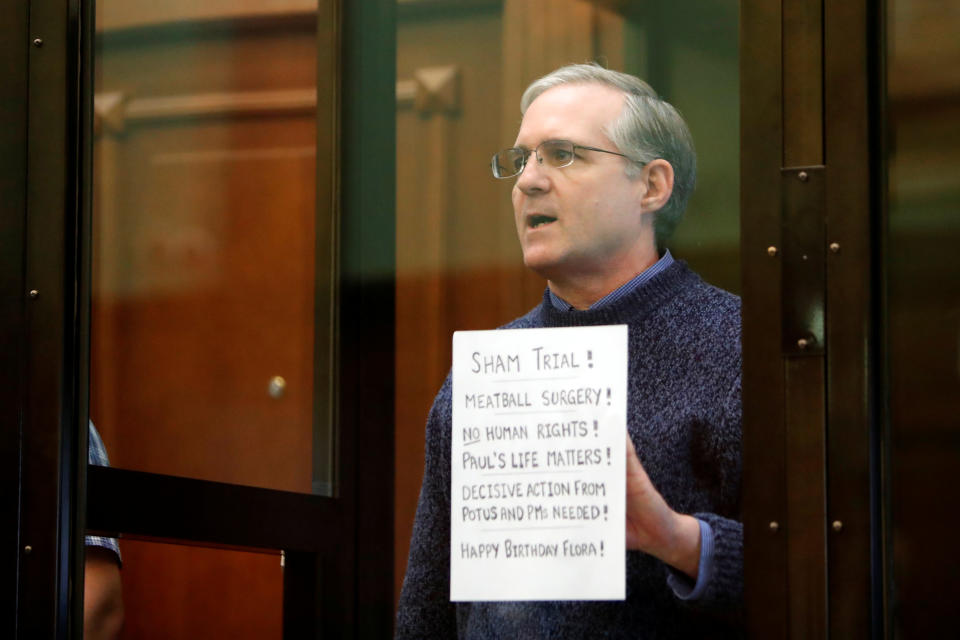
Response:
[512,83,653,287]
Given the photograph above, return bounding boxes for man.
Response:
[85,422,124,639]
[397,64,742,638]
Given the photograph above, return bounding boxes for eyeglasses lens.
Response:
[539,141,574,169]
[492,149,524,178]
[492,141,578,178]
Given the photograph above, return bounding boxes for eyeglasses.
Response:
[491,139,634,179]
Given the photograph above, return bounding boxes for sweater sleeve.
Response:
[685,511,743,610]
[396,378,458,638]
[667,369,744,614]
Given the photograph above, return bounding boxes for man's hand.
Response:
[625,433,702,579]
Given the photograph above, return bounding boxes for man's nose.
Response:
[515,154,550,194]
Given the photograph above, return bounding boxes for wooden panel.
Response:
[500,0,595,311]
[0,0,29,630]
[784,356,827,640]
[823,0,875,636]
[93,115,317,492]
[741,0,788,635]
[118,539,282,640]
[394,8,505,604]
[97,0,316,32]
[782,0,823,166]
[595,4,625,71]
[397,65,459,396]
[20,0,75,634]
[394,73,456,604]
[780,166,825,356]
[122,89,316,121]
[90,12,325,637]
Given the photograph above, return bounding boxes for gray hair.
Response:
[520,63,696,246]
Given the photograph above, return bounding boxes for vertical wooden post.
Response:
[743,0,878,637]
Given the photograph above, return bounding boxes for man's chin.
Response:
[521,251,564,280]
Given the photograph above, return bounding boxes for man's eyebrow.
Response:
[514,138,573,150]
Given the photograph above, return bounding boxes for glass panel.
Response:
[622,2,740,294]
[90,1,336,494]
[886,0,960,635]
[84,537,282,639]
[393,0,739,600]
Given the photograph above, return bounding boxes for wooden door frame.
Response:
[741,0,885,637]
[0,0,29,635]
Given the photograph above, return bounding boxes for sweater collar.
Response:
[536,259,696,328]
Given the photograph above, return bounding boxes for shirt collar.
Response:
[548,249,674,312]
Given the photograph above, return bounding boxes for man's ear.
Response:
[639,159,674,213]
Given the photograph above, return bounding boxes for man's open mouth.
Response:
[528,214,557,229]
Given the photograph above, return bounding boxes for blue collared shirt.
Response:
[548,250,675,311]
[87,421,121,562]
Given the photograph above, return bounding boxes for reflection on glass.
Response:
[85,422,124,638]
[393,0,739,603]
[621,2,740,295]
[90,2,332,495]
[887,0,960,635]
[110,538,282,638]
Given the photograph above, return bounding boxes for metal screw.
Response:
[798,171,809,182]
[797,338,810,350]
[767,246,778,257]
[769,521,780,533]
[832,520,843,533]
[33,38,43,47]
[28,289,39,299]
[829,242,841,254]
[24,545,33,554]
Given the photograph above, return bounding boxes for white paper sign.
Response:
[450,325,627,601]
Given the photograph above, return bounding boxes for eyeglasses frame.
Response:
[490,139,636,179]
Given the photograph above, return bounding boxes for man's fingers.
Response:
[625,432,637,463]
[625,432,649,483]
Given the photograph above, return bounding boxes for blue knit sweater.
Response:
[397,261,743,639]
